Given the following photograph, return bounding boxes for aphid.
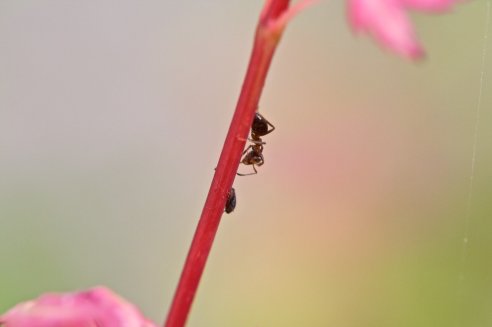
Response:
[224,188,236,214]
[238,112,275,176]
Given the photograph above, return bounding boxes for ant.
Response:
[224,187,236,214]
[237,112,275,176]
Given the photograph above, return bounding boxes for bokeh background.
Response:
[1,1,491,326]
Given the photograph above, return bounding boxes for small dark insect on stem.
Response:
[224,188,237,214]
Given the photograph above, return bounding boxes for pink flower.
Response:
[0,287,157,327]
[347,0,463,59]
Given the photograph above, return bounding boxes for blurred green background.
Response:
[1,1,491,326]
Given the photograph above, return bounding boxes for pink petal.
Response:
[347,0,463,59]
[0,287,157,327]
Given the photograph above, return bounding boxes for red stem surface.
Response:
[164,1,289,326]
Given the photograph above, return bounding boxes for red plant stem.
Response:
[164,1,290,327]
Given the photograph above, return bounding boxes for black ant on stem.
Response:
[237,112,275,176]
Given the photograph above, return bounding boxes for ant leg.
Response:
[257,154,264,166]
[242,144,253,155]
[237,165,258,176]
